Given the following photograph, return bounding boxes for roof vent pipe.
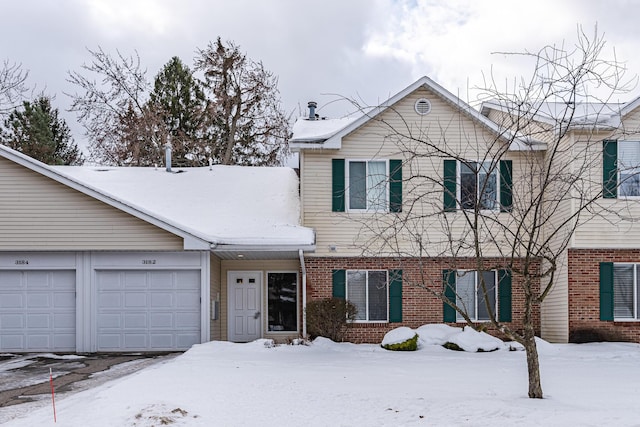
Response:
[308,101,317,120]
[165,143,172,172]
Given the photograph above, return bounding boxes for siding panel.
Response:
[0,157,183,250]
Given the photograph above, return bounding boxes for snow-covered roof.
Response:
[290,76,545,152]
[52,165,315,247]
[481,99,626,130]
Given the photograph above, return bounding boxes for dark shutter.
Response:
[332,270,346,299]
[499,160,513,213]
[599,262,614,321]
[332,159,345,212]
[603,140,617,199]
[389,269,403,322]
[443,160,457,212]
[443,269,456,322]
[389,159,403,213]
[498,269,512,322]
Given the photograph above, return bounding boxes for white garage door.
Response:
[96,270,201,351]
[0,270,76,352]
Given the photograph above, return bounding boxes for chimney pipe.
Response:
[165,143,172,172]
[308,101,317,120]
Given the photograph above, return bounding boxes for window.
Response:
[613,264,640,319]
[443,159,511,212]
[346,270,388,322]
[618,141,640,197]
[460,161,498,210]
[455,270,497,322]
[267,272,298,332]
[347,160,388,211]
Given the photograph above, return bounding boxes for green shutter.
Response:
[443,269,456,322]
[443,159,457,212]
[389,159,403,213]
[498,269,512,322]
[603,140,617,199]
[499,160,513,213]
[332,270,346,299]
[332,159,345,212]
[599,262,614,321]
[389,269,403,322]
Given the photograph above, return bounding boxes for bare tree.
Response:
[0,60,29,117]
[348,28,633,398]
[67,47,154,165]
[195,37,290,166]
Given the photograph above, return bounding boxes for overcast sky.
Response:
[2,0,640,149]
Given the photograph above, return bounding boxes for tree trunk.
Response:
[522,290,543,398]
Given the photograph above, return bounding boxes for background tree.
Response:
[0,60,29,118]
[1,96,84,165]
[67,47,152,165]
[148,56,207,166]
[195,37,290,166]
[350,29,631,398]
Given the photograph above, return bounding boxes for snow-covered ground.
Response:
[2,326,640,427]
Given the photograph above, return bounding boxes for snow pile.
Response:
[415,324,462,346]
[444,326,508,352]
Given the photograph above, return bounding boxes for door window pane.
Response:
[267,273,298,332]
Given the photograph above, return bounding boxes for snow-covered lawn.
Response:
[3,327,640,426]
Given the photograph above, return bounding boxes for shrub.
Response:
[443,342,464,351]
[382,334,418,351]
[306,297,357,342]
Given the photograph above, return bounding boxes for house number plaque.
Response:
[142,259,157,265]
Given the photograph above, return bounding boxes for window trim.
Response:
[617,141,640,199]
[346,269,389,323]
[266,271,299,333]
[612,263,640,321]
[345,159,390,212]
[456,160,501,212]
[455,269,498,323]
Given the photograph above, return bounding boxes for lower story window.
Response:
[456,270,497,322]
[347,270,388,322]
[267,272,298,332]
[613,264,640,319]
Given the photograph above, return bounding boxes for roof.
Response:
[290,76,545,152]
[0,144,314,250]
[481,99,626,130]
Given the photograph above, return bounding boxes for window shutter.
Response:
[443,269,456,322]
[498,269,512,322]
[499,160,513,213]
[603,140,617,199]
[332,270,346,299]
[389,159,403,213]
[389,269,403,322]
[599,262,614,321]
[332,159,345,212]
[443,160,457,212]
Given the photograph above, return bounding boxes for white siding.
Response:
[0,157,183,251]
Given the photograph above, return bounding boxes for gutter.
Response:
[299,249,308,339]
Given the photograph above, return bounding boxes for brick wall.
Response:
[305,257,540,343]
[568,248,640,343]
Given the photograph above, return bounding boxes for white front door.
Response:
[227,271,262,342]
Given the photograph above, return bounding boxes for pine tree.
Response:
[2,96,84,165]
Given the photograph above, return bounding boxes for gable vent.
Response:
[415,98,432,115]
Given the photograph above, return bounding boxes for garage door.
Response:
[0,270,76,352]
[96,270,201,351]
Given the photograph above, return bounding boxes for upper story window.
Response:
[332,159,402,213]
[444,159,512,212]
[618,141,640,197]
[603,140,640,199]
[348,160,388,211]
[460,161,498,210]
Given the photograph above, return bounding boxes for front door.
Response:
[227,271,262,342]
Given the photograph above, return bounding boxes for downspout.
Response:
[299,249,307,339]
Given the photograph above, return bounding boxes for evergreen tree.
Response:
[2,96,84,165]
[149,56,207,166]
